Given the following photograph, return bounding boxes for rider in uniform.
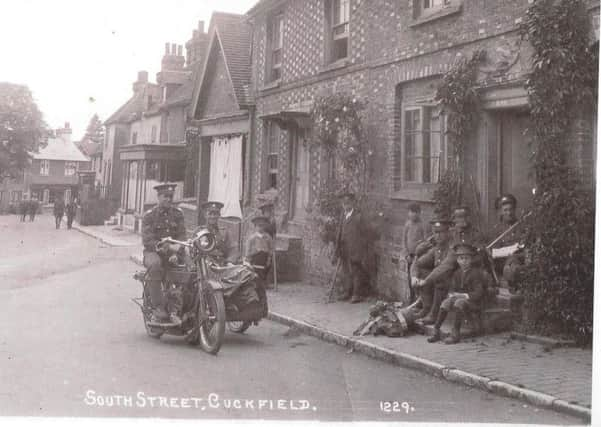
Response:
[198,201,239,265]
[141,183,187,325]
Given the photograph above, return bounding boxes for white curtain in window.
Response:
[208,135,243,218]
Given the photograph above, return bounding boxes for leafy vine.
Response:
[518,0,597,344]
[432,50,485,217]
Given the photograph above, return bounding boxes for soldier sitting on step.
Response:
[428,242,490,344]
[411,218,457,323]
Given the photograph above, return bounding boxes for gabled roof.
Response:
[192,12,253,117]
[162,63,201,110]
[76,137,103,157]
[104,83,160,125]
[32,136,90,162]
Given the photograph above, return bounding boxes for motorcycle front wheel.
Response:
[228,321,251,333]
[197,288,226,354]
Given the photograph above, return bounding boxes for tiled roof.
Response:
[104,84,159,125]
[163,64,200,108]
[213,13,252,107]
[76,138,102,157]
[192,12,253,114]
[32,135,90,162]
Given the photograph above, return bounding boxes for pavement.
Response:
[3,213,583,423]
[74,220,593,422]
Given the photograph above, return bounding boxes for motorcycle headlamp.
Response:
[193,229,216,252]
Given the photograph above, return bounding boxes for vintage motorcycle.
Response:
[132,228,268,355]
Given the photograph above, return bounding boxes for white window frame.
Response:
[40,160,50,176]
[65,161,77,176]
[401,104,449,186]
[265,122,280,190]
[329,0,350,63]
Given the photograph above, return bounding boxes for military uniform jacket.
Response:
[413,241,457,287]
[142,205,187,252]
[452,224,485,247]
[448,267,489,310]
[53,200,65,216]
[489,219,521,248]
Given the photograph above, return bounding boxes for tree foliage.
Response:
[518,0,597,344]
[84,113,105,143]
[0,83,48,182]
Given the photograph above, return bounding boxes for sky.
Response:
[0,0,257,141]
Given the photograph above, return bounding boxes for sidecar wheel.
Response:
[228,321,251,333]
[142,288,163,339]
[198,289,226,355]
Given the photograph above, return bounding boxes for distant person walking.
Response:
[53,196,65,229]
[28,196,39,222]
[66,198,78,229]
[19,199,29,222]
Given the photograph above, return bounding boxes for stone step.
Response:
[414,307,514,339]
[494,288,524,313]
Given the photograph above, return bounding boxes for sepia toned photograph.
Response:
[0,0,598,426]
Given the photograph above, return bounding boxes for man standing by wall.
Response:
[334,192,370,304]
[66,198,78,229]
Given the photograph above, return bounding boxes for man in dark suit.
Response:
[335,192,370,303]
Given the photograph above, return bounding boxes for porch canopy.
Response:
[259,109,312,130]
[119,144,186,161]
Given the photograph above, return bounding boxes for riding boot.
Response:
[415,287,432,319]
[444,311,463,344]
[422,287,445,325]
[148,280,167,320]
[427,308,448,343]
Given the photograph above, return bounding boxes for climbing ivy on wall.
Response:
[518,0,598,344]
[432,50,485,217]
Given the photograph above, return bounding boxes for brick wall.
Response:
[248,0,599,300]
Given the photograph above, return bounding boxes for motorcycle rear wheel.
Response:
[228,321,251,333]
[198,288,226,354]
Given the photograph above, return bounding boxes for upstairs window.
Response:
[132,131,138,145]
[403,106,450,184]
[40,160,50,176]
[328,0,350,63]
[266,12,284,83]
[64,161,77,176]
[413,0,460,21]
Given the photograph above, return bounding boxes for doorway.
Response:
[498,111,534,214]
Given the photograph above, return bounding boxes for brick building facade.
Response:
[243,0,599,301]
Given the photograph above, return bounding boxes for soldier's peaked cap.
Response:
[453,242,477,256]
[500,193,517,207]
[429,218,452,231]
[452,206,470,218]
[153,183,176,195]
[202,201,224,212]
[251,215,270,225]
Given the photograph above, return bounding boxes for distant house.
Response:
[76,136,103,186]
[0,122,90,211]
[116,22,209,232]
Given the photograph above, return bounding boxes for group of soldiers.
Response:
[405,193,524,344]
[141,183,277,325]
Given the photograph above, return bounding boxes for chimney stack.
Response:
[185,20,208,68]
[133,70,149,93]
